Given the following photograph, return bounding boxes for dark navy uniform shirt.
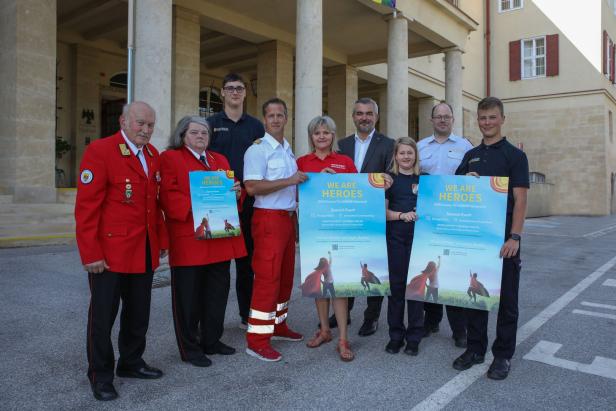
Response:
[385,172,421,213]
[455,137,529,236]
[207,111,265,183]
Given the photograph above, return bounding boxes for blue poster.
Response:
[298,173,389,298]
[188,170,241,239]
[406,175,509,311]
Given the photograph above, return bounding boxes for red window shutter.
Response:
[604,30,609,75]
[509,40,521,81]
[546,34,559,77]
[610,43,616,84]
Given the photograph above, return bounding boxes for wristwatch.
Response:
[510,233,521,241]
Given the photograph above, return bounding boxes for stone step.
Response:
[0,202,75,248]
[57,188,77,204]
[0,195,13,204]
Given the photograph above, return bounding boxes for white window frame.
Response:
[521,36,546,79]
[606,38,613,79]
[499,0,523,13]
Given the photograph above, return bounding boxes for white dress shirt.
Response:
[353,129,375,171]
[121,130,148,176]
[243,133,298,211]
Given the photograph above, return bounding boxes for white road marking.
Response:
[524,340,616,380]
[583,224,616,239]
[411,254,616,411]
[580,301,616,311]
[603,279,616,287]
[525,232,572,238]
[572,309,616,320]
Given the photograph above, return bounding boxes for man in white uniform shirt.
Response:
[417,102,473,348]
[243,98,307,362]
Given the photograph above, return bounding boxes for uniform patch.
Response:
[119,143,131,156]
[330,164,346,169]
[213,127,229,132]
[80,169,93,184]
[253,138,262,145]
[468,157,480,164]
[412,183,418,195]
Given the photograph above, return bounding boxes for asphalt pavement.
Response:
[1,215,615,410]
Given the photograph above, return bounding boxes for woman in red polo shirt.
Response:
[297,115,356,362]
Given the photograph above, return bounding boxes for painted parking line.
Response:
[411,254,616,411]
[603,279,616,287]
[524,340,616,381]
[583,224,616,239]
[572,309,616,320]
[580,301,616,311]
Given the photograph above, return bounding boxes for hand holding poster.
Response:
[189,170,241,239]
[406,175,508,311]
[298,173,389,298]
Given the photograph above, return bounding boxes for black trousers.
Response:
[86,243,154,384]
[170,261,231,361]
[466,257,520,359]
[235,197,254,321]
[386,222,423,343]
[348,295,384,321]
[424,302,467,338]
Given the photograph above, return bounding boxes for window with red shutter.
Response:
[604,30,609,75]
[611,42,615,83]
[509,40,521,81]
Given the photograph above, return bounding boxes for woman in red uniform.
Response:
[160,116,247,367]
[297,115,357,362]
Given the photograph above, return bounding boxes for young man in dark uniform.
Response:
[453,97,529,380]
[207,73,265,328]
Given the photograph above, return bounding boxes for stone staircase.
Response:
[0,190,76,247]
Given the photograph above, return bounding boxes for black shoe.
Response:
[453,335,467,348]
[404,341,419,356]
[90,382,118,401]
[453,350,485,371]
[204,341,236,355]
[385,340,404,354]
[423,324,439,337]
[487,357,511,380]
[358,319,378,336]
[187,355,212,367]
[116,363,163,379]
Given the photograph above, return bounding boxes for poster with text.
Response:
[298,173,389,298]
[189,170,241,239]
[406,175,509,311]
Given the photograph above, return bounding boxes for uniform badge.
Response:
[124,183,133,203]
[119,144,131,156]
[145,145,153,157]
[412,183,418,195]
[80,169,93,184]
[469,157,480,164]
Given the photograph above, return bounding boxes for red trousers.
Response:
[246,209,296,348]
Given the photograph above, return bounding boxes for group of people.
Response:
[75,71,529,402]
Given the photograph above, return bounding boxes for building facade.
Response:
[1,0,615,215]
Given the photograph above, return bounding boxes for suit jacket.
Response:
[337,132,394,173]
[159,147,247,267]
[75,131,168,273]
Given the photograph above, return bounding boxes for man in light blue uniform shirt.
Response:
[417,102,473,348]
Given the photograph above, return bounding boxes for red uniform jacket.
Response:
[159,147,247,267]
[75,131,168,273]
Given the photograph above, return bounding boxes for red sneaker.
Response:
[272,326,304,342]
[245,346,282,362]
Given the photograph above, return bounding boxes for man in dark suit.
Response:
[337,97,395,336]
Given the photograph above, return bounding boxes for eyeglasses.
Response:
[222,86,246,94]
[432,115,453,121]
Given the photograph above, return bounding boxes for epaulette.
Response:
[253,139,262,145]
[119,143,131,156]
[145,145,153,156]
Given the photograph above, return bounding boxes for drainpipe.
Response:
[485,0,491,97]
[127,0,135,103]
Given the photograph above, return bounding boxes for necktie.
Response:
[199,154,209,169]
[137,150,148,176]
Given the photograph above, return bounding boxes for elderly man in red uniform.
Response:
[243,97,308,362]
[75,101,168,401]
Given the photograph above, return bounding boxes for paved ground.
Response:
[1,215,615,410]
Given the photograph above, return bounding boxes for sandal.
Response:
[336,339,355,362]
[306,329,332,348]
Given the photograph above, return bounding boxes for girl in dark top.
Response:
[384,137,425,356]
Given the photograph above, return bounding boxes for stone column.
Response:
[386,15,408,139]
[257,41,294,140]
[0,0,57,202]
[377,85,388,135]
[418,97,438,140]
[134,0,172,150]
[445,48,463,137]
[294,0,322,156]
[326,65,358,139]
[172,6,200,126]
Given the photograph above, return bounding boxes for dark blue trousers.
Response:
[386,221,424,343]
